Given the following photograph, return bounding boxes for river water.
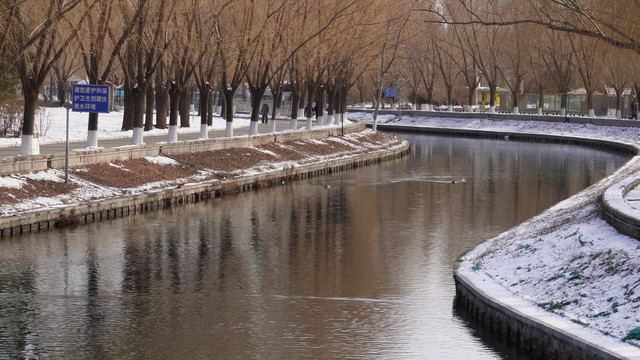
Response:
[0,132,629,359]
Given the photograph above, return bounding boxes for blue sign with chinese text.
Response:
[72,84,110,113]
[384,87,398,98]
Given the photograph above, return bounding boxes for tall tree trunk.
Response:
[133,87,146,129]
[179,89,191,127]
[199,90,208,126]
[315,87,324,124]
[57,82,66,106]
[306,84,315,121]
[538,85,544,114]
[169,84,180,127]
[22,90,37,136]
[249,88,264,123]
[122,85,135,130]
[207,91,213,126]
[218,89,226,119]
[290,83,299,119]
[223,90,234,123]
[155,83,168,129]
[145,82,154,131]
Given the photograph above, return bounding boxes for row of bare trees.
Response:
[398,0,640,119]
[3,0,640,155]
[2,0,415,155]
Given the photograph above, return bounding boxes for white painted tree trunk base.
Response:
[513,107,519,115]
[538,107,543,115]
[225,122,233,137]
[617,109,622,119]
[328,114,334,125]
[289,118,297,130]
[489,106,496,114]
[411,104,416,111]
[200,124,208,139]
[306,117,312,130]
[168,125,178,143]
[249,121,259,135]
[132,127,144,145]
[87,130,99,148]
[20,134,37,156]
[448,105,453,112]
[588,109,596,118]
[270,119,276,133]
[560,108,566,117]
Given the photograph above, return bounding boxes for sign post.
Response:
[68,84,111,182]
[384,87,398,98]
[72,84,110,113]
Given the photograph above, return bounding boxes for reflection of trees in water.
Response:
[0,133,629,359]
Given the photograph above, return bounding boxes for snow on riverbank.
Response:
[351,111,640,356]
[0,107,251,147]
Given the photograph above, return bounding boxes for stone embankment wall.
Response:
[0,121,410,237]
[602,175,640,240]
[455,274,627,360]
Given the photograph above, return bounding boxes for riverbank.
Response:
[0,125,409,236]
[349,112,640,358]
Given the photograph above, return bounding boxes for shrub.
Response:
[622,327,640,342]
[0,99,23,137]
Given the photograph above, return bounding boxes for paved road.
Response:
[0,119,302,157]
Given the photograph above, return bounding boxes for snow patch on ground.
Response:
[0,176,24,189]
[144,156,179,166]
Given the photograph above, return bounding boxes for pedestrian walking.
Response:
[261,101,269,124]
[632,99,638,120]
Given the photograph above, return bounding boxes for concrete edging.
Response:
[602,174,640,240]
[1,121,365,175]
[455,273,629,360]
[0,130,410,238]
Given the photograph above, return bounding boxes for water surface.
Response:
[0,133,629,359]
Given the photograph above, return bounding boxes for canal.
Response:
[0,132,630,359]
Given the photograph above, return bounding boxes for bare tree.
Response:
[434,29,459,112]
[79,0,145,147]
[370,2,413,131]
[7,0,87,155]
[569,33,605,117]
[604,47,631,119]
[421,0,640,56]
[118,0,172,145]
[497,25,529,114]
[52,47,81,106]
[541,30,574,117]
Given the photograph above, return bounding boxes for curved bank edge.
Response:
[603,174,640,240]
[372,123,640,359]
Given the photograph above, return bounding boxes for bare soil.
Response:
[0,179,78,204]
[0,131,402,203]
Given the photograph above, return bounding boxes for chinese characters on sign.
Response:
[72,85,110,113]
[384,87,398,98]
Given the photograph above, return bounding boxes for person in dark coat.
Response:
[632,99,638,120]
[261,101,269,124]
